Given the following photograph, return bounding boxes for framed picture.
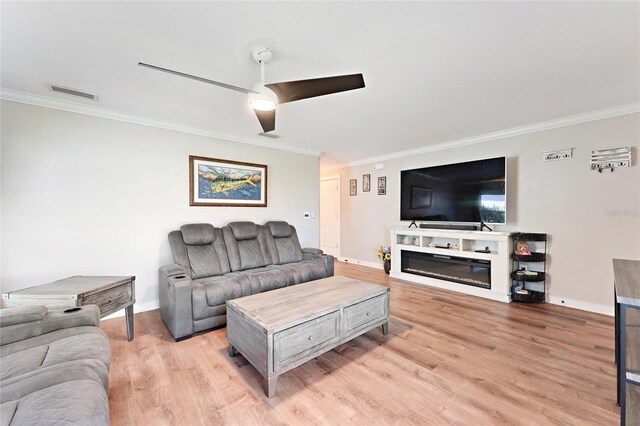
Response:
[410,185,432,208]
[378,176,386,195]
[363,174,371,192]
[189,155,268,207]
[350,179,357,196]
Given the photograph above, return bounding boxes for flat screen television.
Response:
[400,157,506,224]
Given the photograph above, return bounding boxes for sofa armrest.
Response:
[0,305,101,347]
[303,252,335,277]
[302,247,324,255]
[0,305,48,327]
[159,264,194,340]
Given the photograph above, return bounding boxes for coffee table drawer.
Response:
[344,294,388,332]
[274,311,340,370]
[83,282,133,315]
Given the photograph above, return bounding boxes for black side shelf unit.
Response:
[511,232,548,303]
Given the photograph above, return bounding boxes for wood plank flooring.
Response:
[101,261,620,425]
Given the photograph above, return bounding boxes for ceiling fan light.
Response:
[250,99,277,111]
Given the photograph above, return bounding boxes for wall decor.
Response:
[378,176,386,195]
[189,155,267,207]
[350,179,357,196]
[363,174,371,192]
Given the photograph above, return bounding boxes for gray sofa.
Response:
[0,305,111,426]
[159,220,334,340]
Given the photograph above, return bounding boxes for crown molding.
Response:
[0,88,322,157]
[322,102,640,172]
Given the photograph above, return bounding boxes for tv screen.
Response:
[400,157,506,224]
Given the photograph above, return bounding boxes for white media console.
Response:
[390,228,512,302]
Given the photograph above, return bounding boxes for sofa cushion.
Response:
[191,274,252,320]
[264,221,305,265]
[241,267,295,293]
[268,260,328,284]
[180,223,215,245]
[0,327,111,382]
[186,244,223,279]
[1,379,109,426]
[0,358,109,404]
[266,221,293,238]
[222,223,271,271]
[228,221,258,240]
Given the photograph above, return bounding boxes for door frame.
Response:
[320,174,341,259]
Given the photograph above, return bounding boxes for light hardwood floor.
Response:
[101,261,620,425]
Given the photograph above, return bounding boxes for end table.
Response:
[2,275,136,341]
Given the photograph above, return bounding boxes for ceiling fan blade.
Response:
[254,109,276,133]
[138,62,257,94]
[265,73,364,104]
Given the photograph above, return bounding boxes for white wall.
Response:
[325,113,640,314]
[1,101,320,311]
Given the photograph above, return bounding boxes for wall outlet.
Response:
[543,148,573,162]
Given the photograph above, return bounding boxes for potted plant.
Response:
[376,246,392,274]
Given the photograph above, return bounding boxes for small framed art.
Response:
[363,174,371,192]
[378,176,386,195]
[350,179,357,196]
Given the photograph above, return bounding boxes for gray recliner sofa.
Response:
[159,220,334,340]
[0,305,111,425]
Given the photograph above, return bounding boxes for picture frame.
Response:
[350,179,357,196]
[362,174,371,192]
[189,155,268,207]
[378,176,386,195]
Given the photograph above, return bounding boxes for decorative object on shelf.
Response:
[511,232,547,303]
[349,179,357,196]
[378,176,386,195]
[362,174,371,192]
[516,241,531,255]
[376,245,391,274]
[590,146,631,173]
[189,155,267,207]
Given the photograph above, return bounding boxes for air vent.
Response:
[49,85,97,101]
[258,132,280,139]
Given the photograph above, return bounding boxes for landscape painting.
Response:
[189,156,268,207]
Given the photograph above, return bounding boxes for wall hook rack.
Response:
[590,146,631,173]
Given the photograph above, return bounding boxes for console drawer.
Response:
[273,311,340,371]
[344,294,388,332]
[83,282,133,315]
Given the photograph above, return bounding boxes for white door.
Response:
[320,176,340,257]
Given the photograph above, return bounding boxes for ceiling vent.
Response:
[49,84,98,101]
[258,132,280,139]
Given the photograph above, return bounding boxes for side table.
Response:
[613,259,640,425]
[2,275,136,341]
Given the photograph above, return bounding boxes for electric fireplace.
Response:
[401,251,491,289]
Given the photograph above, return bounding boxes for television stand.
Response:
[390,227,511,303]
[408,220,418,229]
[480,221,493,232]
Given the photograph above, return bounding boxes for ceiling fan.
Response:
[138,47,365,133]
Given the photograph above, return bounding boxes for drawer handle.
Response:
[308,336,313,341]
[107,298,113,303]
[366,312,370,316]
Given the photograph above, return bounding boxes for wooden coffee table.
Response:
[2,276,136,341]
[226,275,390,397]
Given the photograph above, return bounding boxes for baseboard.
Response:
[338,258,614,316]
[548,295,613,316]
[102,299,159,320]
[338,257,383,270]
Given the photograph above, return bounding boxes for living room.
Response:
[1,1,639,425]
